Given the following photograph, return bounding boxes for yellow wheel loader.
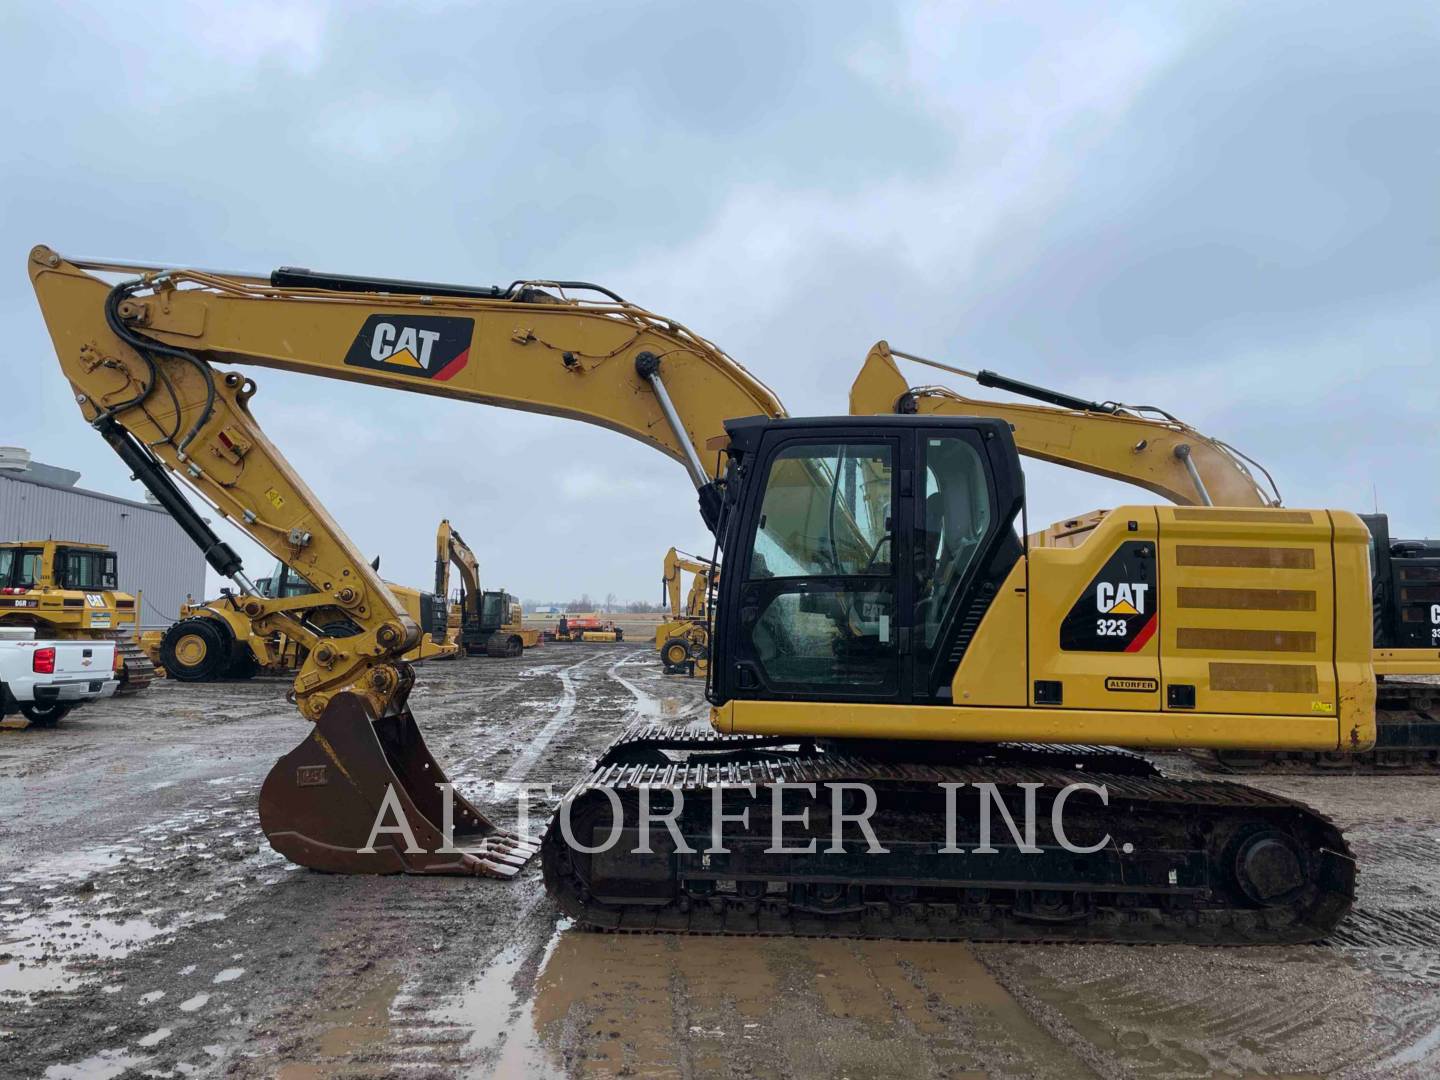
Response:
[0,539,155,694]
[850,342,1440,771]
[656,547,714,676]
[147,559,455,680]
[29,246,1383,942]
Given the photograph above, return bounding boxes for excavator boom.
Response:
[435,519,482,626]
[849,341,1279,508]
[27,245,785,878]
[661,546,715,617]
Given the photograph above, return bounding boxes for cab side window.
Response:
[917,437,992,650]
[17,551,42,588]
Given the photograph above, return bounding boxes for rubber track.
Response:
[543,731,1356,945]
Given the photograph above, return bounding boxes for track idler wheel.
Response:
[258,692,538,878]
[1233,830,1307,906]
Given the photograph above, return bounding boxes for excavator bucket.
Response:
[258,692,538,876]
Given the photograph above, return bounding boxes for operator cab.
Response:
[710,416,1024,705]
[256,561,316,600]
[0,543,118,592]
[478,590,509,633]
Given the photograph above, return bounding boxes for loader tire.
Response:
[224,649,260,680]
[661,637,692,674]
[317,619,364,638]
[159,618,233,682]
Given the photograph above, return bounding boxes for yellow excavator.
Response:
[30,246,1378,943]
[435,518,540,657]
[850,342,1440,769]
[0,540,156,694]
[657,547,715,676]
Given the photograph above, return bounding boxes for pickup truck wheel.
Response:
[20,701,71,726]
[159,618,232,681]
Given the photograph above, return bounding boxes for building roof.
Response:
[0,465,169,515]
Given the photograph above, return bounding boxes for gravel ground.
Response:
[3,646,1439,1078]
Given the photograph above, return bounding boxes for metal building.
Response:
[0,448,204,629]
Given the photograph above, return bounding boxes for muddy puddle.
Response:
[0,894,169,997]
[402,924,1093,1079]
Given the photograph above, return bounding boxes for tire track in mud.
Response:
[604,647,708,727]
[0,647,646,1077]
[502,651,607,781]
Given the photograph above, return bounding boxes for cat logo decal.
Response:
[1061,541,1158,653]
[344,315,474,381]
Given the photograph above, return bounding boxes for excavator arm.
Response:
[849,341,1280,508]
[685,567,713,619]
[661,546,714,618]
[435,518,483,630]
[28,244,786,876]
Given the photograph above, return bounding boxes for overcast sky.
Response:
[3,1,1437,605]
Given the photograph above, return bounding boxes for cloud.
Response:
[3,0,1436,607]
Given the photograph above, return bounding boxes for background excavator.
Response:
[435,518,539,657]
[0,539,156,694]
[30,245,1378,943]
[657,546,715,676]
[850,342,1440,770]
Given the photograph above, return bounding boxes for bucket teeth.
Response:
[472,857,523,880]
[487,831,542,857]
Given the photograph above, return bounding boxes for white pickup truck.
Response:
[0,626,120,726]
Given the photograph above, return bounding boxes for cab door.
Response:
[728,434,909,702]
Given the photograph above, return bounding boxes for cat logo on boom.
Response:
[344,314,474,381]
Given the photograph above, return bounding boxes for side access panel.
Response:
[1156,508,1336,719]
[949,559,1028,707]
[1025,508,1161,711]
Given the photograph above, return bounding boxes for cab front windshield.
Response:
[0,546,43,589]
[481,592,506,623]
[743,443,896,691]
